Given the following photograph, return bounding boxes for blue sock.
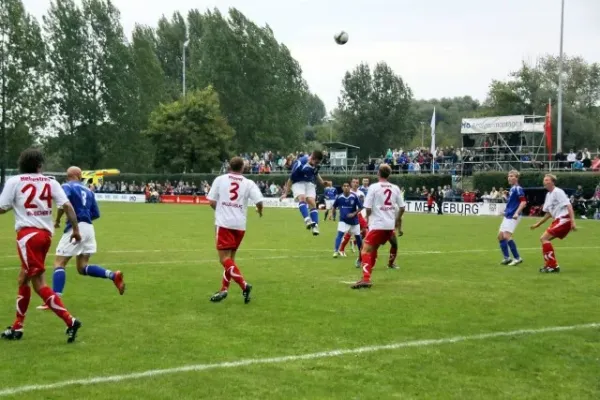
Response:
[507,240,520,259]
[499,239,510,259]
[298,202,309,219]
[354,234,363,251]
[83,265,115,280]
[335,231,344,251]
[310,208,319,225]
[333,210,337,220]
[52,268,66,296]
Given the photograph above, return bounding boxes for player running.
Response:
[37,167,125,311]
[352,164,405,289]
[0,148,82,342]
[280,150,328,236]
[498,170,527,266]
[207,157,263,303]
[530,174,576,273]
[323,183,338,221]
[332,183,363,258]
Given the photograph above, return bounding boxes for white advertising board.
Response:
[95,193,146,203]
[461,115,525,134]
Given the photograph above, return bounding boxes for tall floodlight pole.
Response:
[182,23,189,98]
[556,0,565,153]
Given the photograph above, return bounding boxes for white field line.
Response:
[0,246,599,272]
[0,255,322,272]
[0,322,597,397]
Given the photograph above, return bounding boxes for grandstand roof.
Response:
[322,142,360,150]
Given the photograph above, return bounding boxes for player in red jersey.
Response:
[207,157,264,303]
[352,164,405,289]
[530,174,576,273]
[0,148,83,342]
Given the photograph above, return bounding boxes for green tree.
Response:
[145,86,233,173]
[305,92,326,126]
[196,8,308,152]
[337,62,413,157]
[0,0,47,184]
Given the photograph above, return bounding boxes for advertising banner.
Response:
[160,195,210,204]
[461,115,525,134]
[95,193,146,203]
[403,201,506,216]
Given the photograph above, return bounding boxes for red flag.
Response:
[545,102,552,160]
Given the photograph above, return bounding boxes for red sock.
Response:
[38,286,73,327]
[360,252,375,282]
[222,258,247,290]
[339,233,351,252]
[220,266,231,292]
[542,242,558,268]
[12,285,31,331]
[389,247,397,266]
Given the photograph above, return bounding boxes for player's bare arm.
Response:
[316,174,330,187]
[255,201,263,217]
[62,202,82,242]
[513,199,527,220]
[0,208,9,215]
[55,207,65,228]
[396,207,405,236]
[567,203,577,231]
[531,213,552,229]
[209,200,217,210]
[280,178,292,199]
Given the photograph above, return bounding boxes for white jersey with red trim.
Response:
[0,174,69,234]
[363,181,405,230]
[207,173,263,231]
[542,187,570,219]
[352,189,367,218]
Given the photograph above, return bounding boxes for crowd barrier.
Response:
[95,193,507,216]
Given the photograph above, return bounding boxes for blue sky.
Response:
[24,0,600,112]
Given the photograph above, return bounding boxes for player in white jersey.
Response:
[530,174,576,273]
[207,157,264,303]
[352,164,405,289]
[0,148,83,342]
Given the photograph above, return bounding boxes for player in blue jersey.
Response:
[358,178,369,197]
[280,150,329,236]
[498,170,527,266]
[37,167,125,310]
[323,184,338,221]
[332,183,363,258]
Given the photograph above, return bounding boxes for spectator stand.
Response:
[460,114,548,174]
[321,142,360,174]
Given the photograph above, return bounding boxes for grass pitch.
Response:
[0,203,599,399]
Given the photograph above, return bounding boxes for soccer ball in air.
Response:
[334,31,349,45]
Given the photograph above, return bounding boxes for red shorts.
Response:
[16,227,52,277]
[216,226,246,251]
[364,229,395,247]
[546,217,572,240]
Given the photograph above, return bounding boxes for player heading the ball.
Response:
[207,156,264,304]
[0,148,83,343]
[280,150,330,236]
[498,170,527,266]
[530,174,577,273]
[352,164,405,289]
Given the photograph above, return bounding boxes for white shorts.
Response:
[291,182,316,200]
[499,217,520,234]
[56,223,97,257]
[325,199,335,210]
[337,222,361,236]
